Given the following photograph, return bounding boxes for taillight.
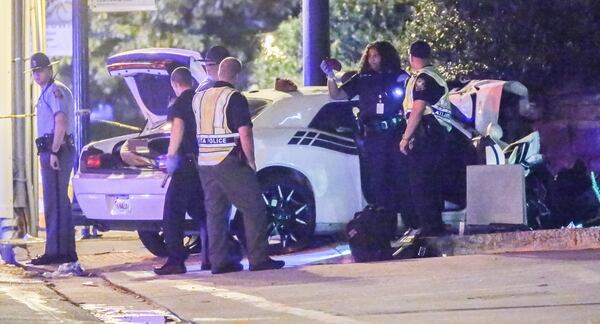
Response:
[156,154,167,171]
[85,154,102,169]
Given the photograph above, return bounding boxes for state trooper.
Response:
[193,57,284,274]
[322,41,416,231]
[29,52,78,265]
[153,67,210,275]
[400,40,453,237]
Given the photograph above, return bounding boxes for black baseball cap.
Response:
[28,52,59,71]
[199,45,230,65]
[409,41,431,59]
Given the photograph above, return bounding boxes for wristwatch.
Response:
[50,151,59,156]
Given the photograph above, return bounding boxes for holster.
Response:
[409,115,445,154]
[35,133,74,155]
[35,134,53,155]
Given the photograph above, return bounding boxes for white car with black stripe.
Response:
[73,48,539,256]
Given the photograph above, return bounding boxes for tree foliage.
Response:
[253,0,600,94]
[87,0,300,137]
[251,0,412,87]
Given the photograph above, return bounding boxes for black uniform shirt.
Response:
[167,88,198,157]
[212,81,252,131]
[412,71,445,106]
[341,70,408,121]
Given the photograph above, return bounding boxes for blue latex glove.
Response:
[166,155,180,175]
[320,60,335,78]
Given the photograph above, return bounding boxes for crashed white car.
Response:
[73,48,539,256]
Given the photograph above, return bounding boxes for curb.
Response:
[425,228,600,256]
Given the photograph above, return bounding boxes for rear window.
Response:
[248,98,271,119]
[308,101,359,138]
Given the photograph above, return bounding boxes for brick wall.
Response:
[536,88,600,174]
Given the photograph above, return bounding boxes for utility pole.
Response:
[12,0,28,237]
[302,0,329,86]
[72,0,90,167]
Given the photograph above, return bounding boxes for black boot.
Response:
[154,259,186,275]
[249,258,285,271]
[30,254,62,265]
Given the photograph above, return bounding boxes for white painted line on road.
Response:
[0,286,66,316]
[81,304,177,324]
[0,273,43,284]
[193,316,280,322]
[173,281,364,323]
[122,271,155,279]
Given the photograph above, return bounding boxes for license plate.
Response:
[110,195,131,215]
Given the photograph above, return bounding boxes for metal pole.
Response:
[72,0,90,169]
[12,0,28,237]
[302,0,329,86]
[0,0,15,240]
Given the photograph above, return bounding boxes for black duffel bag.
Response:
[346,205,395,263]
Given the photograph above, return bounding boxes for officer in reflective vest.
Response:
[193,57,285,274]
[399,41,452,237]
[29,52,78,265]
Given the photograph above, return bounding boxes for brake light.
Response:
[156,154,167,170]
[86,154,102,169]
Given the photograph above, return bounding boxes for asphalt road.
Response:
[2,231,600,323]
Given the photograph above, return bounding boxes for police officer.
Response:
[193,57,284,274]
[400,41,452,237]
[153,67,210,275]
[196,45,230,93]
[29,52,78,265]
[322,41,416,229]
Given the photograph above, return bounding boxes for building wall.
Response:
[536,86,600,175]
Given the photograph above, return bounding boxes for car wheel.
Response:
[231,173,316,255]
[137,230,202,257]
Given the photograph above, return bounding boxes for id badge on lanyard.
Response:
[376,94,384,115]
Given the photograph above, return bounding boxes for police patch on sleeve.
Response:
[415,78,426,91]
[53,88,64,100]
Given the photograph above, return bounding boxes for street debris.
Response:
[93,250,132,256]
[42,262,87,278]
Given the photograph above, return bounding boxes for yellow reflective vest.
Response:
[403,66,452,131]
[192,86,240,166]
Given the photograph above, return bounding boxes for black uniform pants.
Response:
[357,128,416,229]
[198,154,270,271]
[406,115,447,235]
[40,145,77,259]
[163,162,209,264]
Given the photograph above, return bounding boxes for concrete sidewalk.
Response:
[93,248,600,323]
[8,230,600,323]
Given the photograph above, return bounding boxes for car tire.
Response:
[231,173,316,255]
[137,230,202,257]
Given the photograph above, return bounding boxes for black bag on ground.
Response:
[346,205,395,262]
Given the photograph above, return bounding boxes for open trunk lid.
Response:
[106,48,207,126]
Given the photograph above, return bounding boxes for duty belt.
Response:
[360,115,405,134]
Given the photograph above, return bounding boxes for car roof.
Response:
[247,86,344,128]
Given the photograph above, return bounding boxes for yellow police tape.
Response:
[0,113,36,119]
[0,114,141,132]
[94,119,142,131]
